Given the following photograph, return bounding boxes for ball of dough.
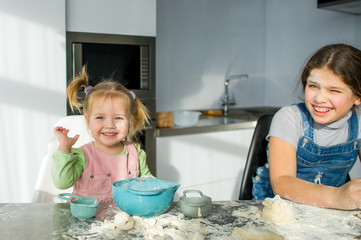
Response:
[262,195,295,223]
[113,211,134,230]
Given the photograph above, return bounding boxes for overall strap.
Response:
[347,110,358,141]
[295,103,314,139]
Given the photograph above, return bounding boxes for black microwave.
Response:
[66,32,156,103]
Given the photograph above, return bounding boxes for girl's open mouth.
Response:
[102,132,117,136]
[313,105,332,113]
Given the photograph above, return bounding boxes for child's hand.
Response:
[335,178,361,210]
[54,126,80,152]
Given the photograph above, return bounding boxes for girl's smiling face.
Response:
[304,67,361,125]
[85,96,129,155]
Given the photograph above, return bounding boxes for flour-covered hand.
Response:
[53,126,80,153]
[335,178,361,210]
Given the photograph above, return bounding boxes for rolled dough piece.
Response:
[262,195,295,223]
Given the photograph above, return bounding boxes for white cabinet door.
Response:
[66,0,156,36]
[156,129,254,201]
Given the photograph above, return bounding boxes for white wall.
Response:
[356,15,361,49]
[156,0,266,112]
[156,0,357,112]
[264,0,356,106]
[0,0,66,202]
[66,0,156,36]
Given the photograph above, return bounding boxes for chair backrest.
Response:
[239,114,274,200]
[33,115,94,202]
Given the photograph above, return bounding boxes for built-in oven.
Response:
[66,32,157,175]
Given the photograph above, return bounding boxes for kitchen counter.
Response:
[156,107,279,137]
[156,115,257,137]
[1,200,360,239]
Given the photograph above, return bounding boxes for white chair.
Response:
[33,115,94,202]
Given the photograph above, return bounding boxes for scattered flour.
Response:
[60,201,361,240]
[79,211,206,240]
[231,227,284,240]
[232,205,259,217]
[231,198,361,240]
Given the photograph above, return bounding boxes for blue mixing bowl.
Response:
[112,178,180,217]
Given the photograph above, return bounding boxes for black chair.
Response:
[239,114,274,200]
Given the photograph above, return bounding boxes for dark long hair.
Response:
[300,44,361,98]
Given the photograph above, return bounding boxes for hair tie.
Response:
[130,91,136,100]
[84,86,93,94]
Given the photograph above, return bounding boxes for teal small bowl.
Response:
[58,193,99,220]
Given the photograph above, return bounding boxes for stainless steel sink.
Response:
[221,107,280,120]
[197,116,248,126]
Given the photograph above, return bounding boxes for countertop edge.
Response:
[155,120,257,137]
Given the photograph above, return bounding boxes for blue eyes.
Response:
[95,116,124,120]
[308,84,317,88]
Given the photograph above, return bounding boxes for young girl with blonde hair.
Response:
[52,67,154,203]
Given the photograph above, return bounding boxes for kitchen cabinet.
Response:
[156,128,255,201]
[66,0,156,36]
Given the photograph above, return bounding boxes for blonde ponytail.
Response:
[66,66,89,113]
[128,97,151,143]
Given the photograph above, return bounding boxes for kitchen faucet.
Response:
[223,74,248,116]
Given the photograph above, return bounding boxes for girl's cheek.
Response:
[328,95,344,107]
[120,122,128,130]
[304,89,314,101]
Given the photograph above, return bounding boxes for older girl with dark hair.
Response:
[253,44,361,210]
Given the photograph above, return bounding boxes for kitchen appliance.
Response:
[112,178,180,217]
[66,32,157,175]
[66,32,155,103]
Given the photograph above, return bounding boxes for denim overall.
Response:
[252,103,360,200]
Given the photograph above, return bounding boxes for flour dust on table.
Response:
[231,196,361,240]
[60,199,361,240]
